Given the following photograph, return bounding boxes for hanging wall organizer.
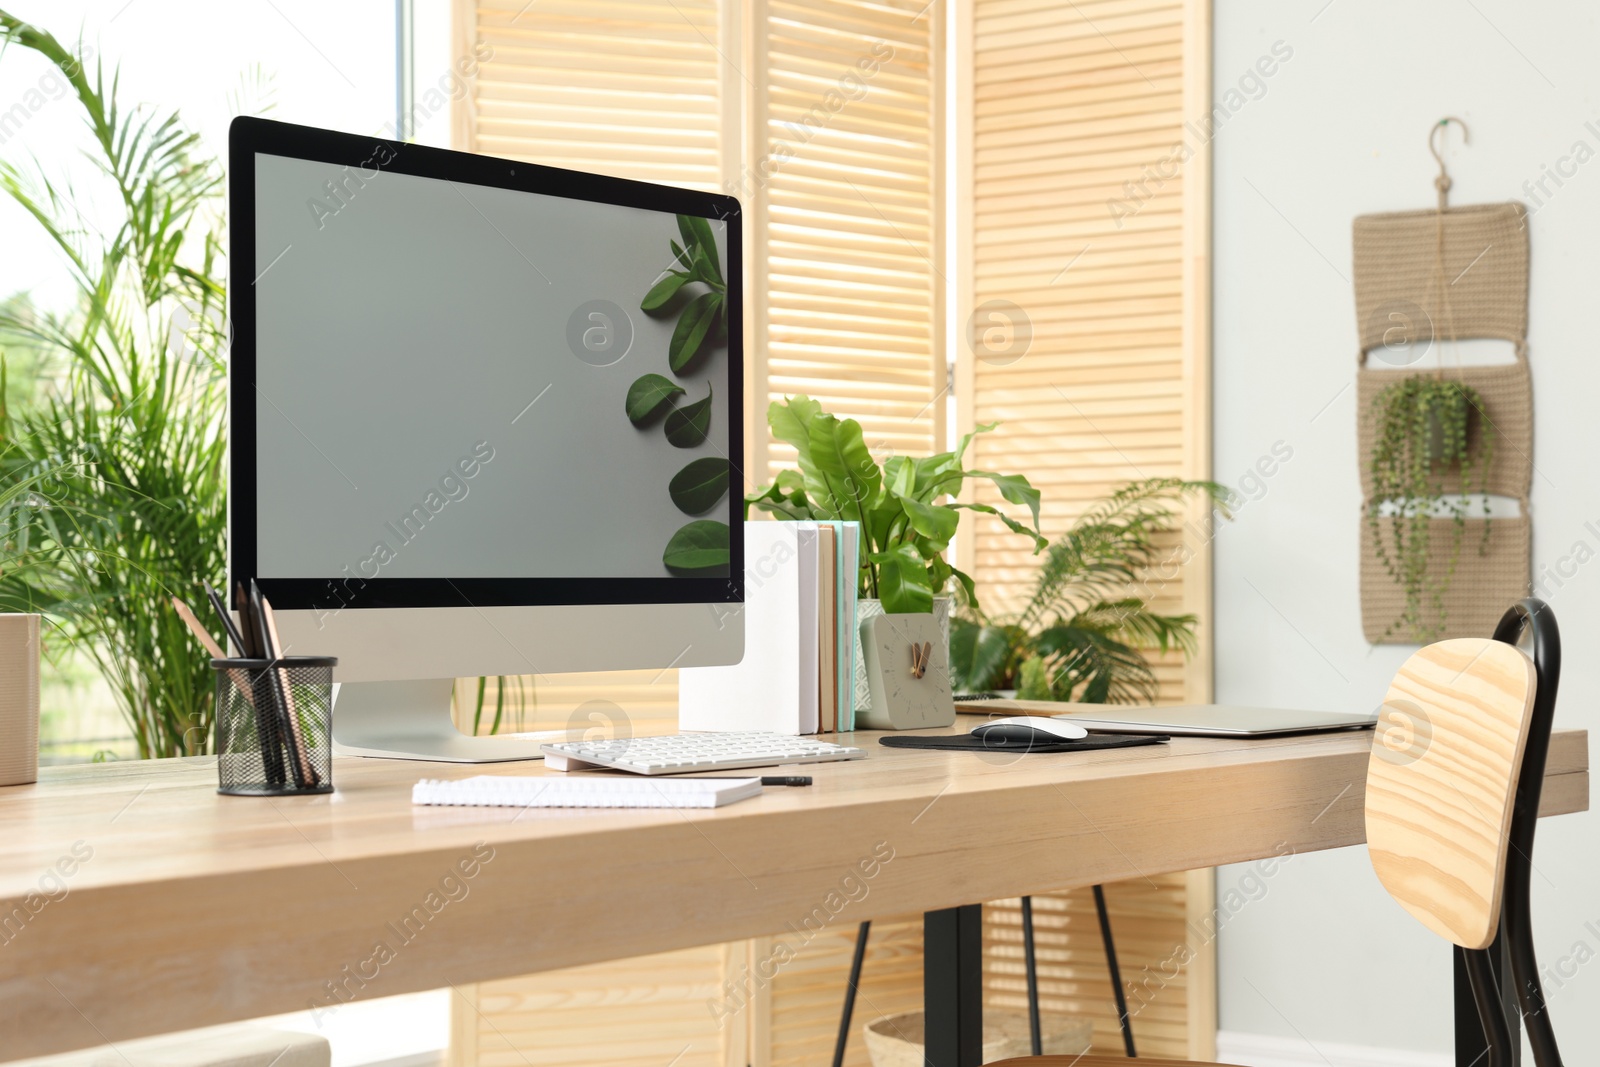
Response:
[1353,118,1533,644]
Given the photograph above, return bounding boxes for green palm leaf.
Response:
[0,14,230,758]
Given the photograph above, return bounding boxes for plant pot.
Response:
[853,597,951,722]
[0,613,40,786]
[862,1010,1093,1066]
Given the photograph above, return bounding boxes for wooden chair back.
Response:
[1366,637,1538,950]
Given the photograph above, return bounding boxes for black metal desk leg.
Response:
[925,904,984,1067]
[1456,932,1521,1066]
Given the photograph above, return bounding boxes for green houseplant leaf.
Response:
[768,395,823,460]
[669,291,721,373]
[0,15,230,757]
[954,478,1226,702]
[804,412,881,525]
[1015,656,1054,701]
[951,501,1048,553]
[664,384,713,447]
[625,374,684,425]
[668,457,729,515]
[965,470,1042,533]
[894,495,959,553]
[663,519,730,574]
[949,616,1027,693]
[871,543,934,615]
[746,396,1045,610]
[745,469,816,522]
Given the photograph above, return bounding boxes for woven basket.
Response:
[1359,511,1531,644]
[1356,358,1533,500]
[863,1010,1093,1067]
[1353,202,1528,354]
[1353,199,1532,645]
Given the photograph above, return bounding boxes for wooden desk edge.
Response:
[0,729,1587,1059]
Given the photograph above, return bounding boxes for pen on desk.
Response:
[672,776,813,786]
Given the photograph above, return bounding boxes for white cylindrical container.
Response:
[0,613,41,786]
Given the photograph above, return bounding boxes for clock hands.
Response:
[909,640,932,679]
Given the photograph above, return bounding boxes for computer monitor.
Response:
[228,118,744,761]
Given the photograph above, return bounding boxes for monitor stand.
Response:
[332,679,559,763]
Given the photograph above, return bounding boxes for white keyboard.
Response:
[541,731,866,775]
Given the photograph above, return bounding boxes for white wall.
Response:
[1212,0,1599,1060]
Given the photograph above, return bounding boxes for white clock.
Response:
[858,612,956,731]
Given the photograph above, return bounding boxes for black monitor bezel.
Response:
[228,116,744,611]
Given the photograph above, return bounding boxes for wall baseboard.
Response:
[1215,1030,1451,1067]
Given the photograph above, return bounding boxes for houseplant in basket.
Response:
[745,395,1046,706]
[948,478,1228,702]
[1365,375,1494,641]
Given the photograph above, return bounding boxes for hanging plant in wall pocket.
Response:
[1352,118,1533,644]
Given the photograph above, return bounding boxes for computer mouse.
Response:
[970,715,1090,743]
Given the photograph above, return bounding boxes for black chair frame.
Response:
[1464,597,1565,1067]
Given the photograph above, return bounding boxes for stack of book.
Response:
[680,520,861,733]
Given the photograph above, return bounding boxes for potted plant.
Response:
[745,395,1046,703]
[948,478,1227,702]
[0,16,228,758]
[1366,375,1494,641]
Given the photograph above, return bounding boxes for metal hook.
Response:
[1430,117,1470,207]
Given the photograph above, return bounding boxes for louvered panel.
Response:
[979,77,1185,126]
[984,878,1198,1059]
[764,915,925,1067]
[976,26,1183,74]
[454,944,739,1067]
[461,0,726,191]
[747,0,943,490]
[960,0,1203,710]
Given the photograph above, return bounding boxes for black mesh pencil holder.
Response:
[213,656,337,796]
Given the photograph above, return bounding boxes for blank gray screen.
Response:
[251,153,730,580]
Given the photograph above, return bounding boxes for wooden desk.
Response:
[0,727,1587,1063]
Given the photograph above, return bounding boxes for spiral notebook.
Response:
[412,775,763,809]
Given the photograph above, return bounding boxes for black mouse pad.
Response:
[878,732,1168,754]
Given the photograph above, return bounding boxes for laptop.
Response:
[954,700,1378,738]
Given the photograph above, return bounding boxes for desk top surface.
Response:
[0,723,1586,1057]
[1,724,1588,899]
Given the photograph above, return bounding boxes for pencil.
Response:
[171,596,227,659]
[172,596,276,776]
